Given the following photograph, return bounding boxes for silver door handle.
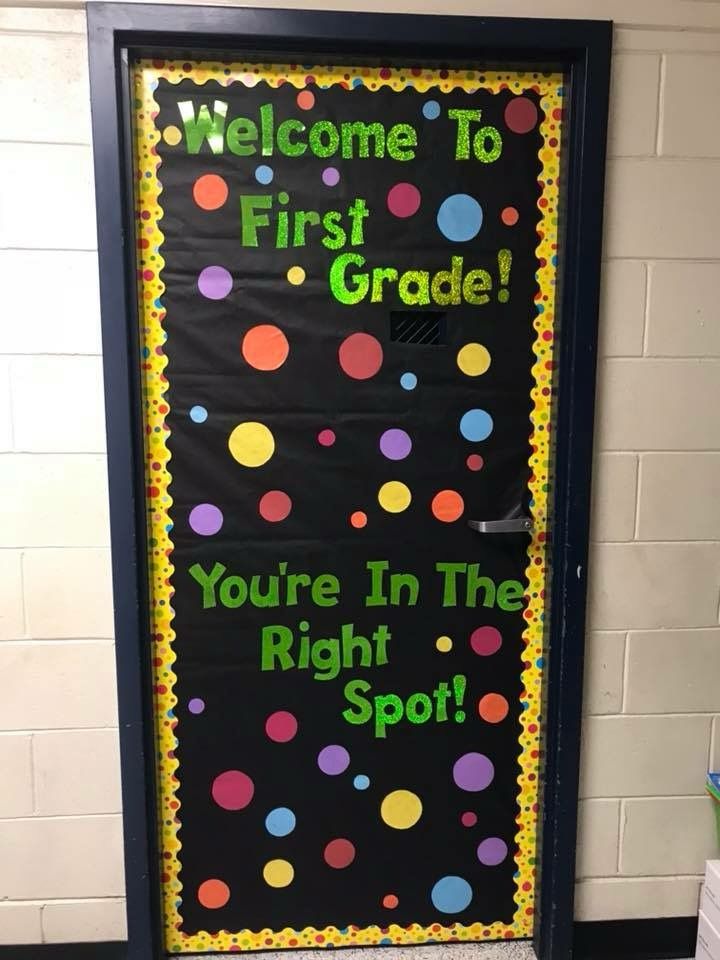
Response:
[468,517,534,534]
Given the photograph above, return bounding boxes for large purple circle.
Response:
[379,428,412,461]
[198,265,233,300]
[188,503,224,536]
[453,752,494,792]
[317,744,350,776]
[477,837,508,866]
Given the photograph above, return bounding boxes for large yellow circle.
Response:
[380,789,423,830]
[378,481,411,514]
[263,858,294,888]
[228,422,275,467]
[457,343,491,377]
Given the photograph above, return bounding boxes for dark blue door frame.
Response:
[86,6,612,958]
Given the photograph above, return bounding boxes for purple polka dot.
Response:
[317,744,350,776]
[379,428,412,461]
[188,698,205,714]
[477,837,508,866]
[453,752,494,792]
[198,265,232,300]
[322,167,340,186]
[188,503,223,536]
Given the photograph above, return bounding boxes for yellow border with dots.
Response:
[131,57,563,955]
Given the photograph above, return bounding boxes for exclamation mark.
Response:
[453,674,467,723]
[498,249,512,303]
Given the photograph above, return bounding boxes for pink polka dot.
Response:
[461,811,478,827]
[265,710,298,743]
[211,770,254,810]
[318,429,336,447]
[387,183,421,218]
[470,626,502,656]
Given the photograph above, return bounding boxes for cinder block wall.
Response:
[0,0,719,945]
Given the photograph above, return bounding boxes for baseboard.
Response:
[0,945,125,959]
[574,917,698,959]
[0,919,698,960]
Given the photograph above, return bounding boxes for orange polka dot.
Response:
[197,878,230,909]
[193,174,228,211]
[297,90,315,110]
[350,511,367,529]
[431,489,464,523]
[501,206,519,226]
[478,693,509,724]
[241,325,289,371]
[382,893,399,909]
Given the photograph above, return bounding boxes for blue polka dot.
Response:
[189,405,208,423]
[265,807,296,837]
[400,372,417,391]
[353,774,370,790]
[423,100,440,120]
[430,876,472,913]
[255,164,274,185]
[460,408,493,442]
[437,194,483,242]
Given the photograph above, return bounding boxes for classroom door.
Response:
[133,54,562,954]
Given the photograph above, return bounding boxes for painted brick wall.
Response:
[0,0,719,945]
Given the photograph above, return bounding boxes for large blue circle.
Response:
[460,409,493,442]
[430,875,473,913]
[437,194,483,242]
[265,807,296,837]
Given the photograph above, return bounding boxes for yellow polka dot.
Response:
[436,635,453,653]
[228,422,275,467]
[287,266,306,285]
[162,125,182,146]
[457,343,491,377]
[263,859,294,888]
[378,481,411,513]
[380,789,422,829]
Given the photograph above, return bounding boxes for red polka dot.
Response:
[338,333,383,380]
[324,838,355,869]
[259,490,292,522]
[318,429,336,447]
[504,97,538,134]
[501,206,519,226]
[461,811,477,827]
[466,454,484,471]
[350,511,367,529]
[382,893,399,909]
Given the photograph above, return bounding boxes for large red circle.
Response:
[504,97,538,134]
[259,490,292,522]
[338,333,383,380]
[323,838,356,869]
